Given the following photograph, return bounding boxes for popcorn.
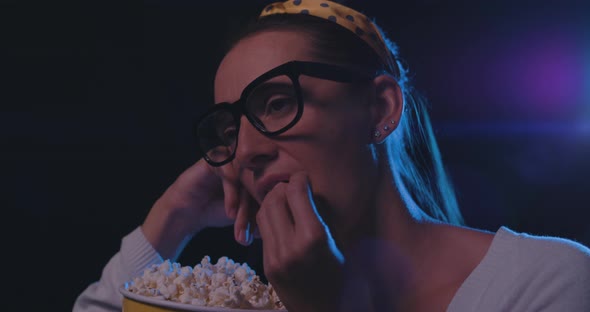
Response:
[126,256,286,310]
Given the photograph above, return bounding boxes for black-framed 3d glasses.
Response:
[194,61,376,167]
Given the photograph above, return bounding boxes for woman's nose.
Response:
[234,116,277,170]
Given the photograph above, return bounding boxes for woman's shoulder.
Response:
[479,226,590,295]
[495,226,590,267]
[447,226,590,311]
[489,227,590,309]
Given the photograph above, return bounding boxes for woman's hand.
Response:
[256,172,345,312]
[141,158,256,260]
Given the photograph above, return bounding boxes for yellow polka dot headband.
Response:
[259,0,391,65]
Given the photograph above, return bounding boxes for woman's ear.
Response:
[370,74,403,144]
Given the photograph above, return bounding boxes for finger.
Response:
[222,178,239,219]
[257,199,289,283]
[234,187,259,246]
[261,182,295,243]
[214,164,240,219]
[285,172,323,229]
[286,172,344,262]
[256,203,276,255]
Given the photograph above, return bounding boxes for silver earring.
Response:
[391,120,396,124]
[374,130,381,138]
[384,125,390,131]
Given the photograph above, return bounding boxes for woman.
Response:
[74,1,590,311]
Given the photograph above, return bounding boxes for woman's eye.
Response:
[221,127,237,144]
[268,99,287,112]
[265,95,295,114]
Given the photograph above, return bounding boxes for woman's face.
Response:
[214,30,379,229]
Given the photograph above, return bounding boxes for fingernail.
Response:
[245,230,252,246]
[244,222,252,245]
[238,229,245,244]
[246,227,254,245]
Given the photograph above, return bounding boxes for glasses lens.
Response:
[245,75,299,133]
[196,109,237,164]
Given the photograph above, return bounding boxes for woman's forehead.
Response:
[213,31,313,104]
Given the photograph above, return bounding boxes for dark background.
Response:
[2,0,589,310]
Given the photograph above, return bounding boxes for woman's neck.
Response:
[336,158,438,252]
[334,162,454,310]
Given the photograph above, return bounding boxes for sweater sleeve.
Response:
[72,226,163,312]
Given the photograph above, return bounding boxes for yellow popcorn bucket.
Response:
[120,285,285,312]
[123,296,183,312]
